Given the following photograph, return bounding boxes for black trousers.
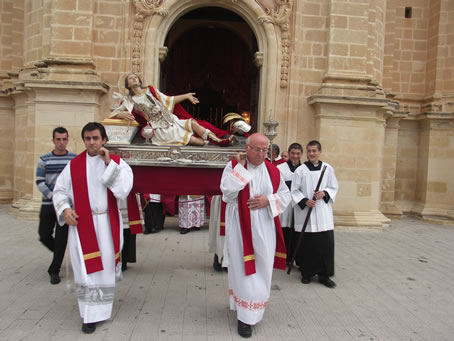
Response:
[122,229,137,264]
[143,202,165,231]
[38,204,68,275]
[296,230,335,279]
[282,227,295,262]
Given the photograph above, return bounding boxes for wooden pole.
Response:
[287,165,327,275]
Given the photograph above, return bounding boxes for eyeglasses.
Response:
[248,145,269,153]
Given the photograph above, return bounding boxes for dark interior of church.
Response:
[160,7,259,132]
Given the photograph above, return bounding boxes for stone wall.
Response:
[0,0,452,225]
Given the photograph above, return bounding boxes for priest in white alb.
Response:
[53,122,133,334]
[220,133,291,338]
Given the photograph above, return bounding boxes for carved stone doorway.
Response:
[160,6,259,133]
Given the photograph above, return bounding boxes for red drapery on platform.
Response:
[131,166,223,196]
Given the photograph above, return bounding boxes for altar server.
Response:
[53,122,133,334]
[291,140,338,288]
[221,133,291,338]
[277,142,303,262]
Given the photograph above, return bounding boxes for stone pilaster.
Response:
[412,112,454,223]
[308,92,391,229]
[326,0,369,80]
[380,106,407,218]
[9,59,108,219]
[307,0,391,229]
[0,91,14,204]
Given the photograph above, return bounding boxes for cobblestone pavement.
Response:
[0,204,453,340]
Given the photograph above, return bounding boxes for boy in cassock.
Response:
[277,142,303,262]
[291,140,338,288]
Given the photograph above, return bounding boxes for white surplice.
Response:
[291,162,338,232]
[53,154,133,323]
[277,162,295,227]
[207,195,228,266]
[221,160,291,325]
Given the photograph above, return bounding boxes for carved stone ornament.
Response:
[132,0,169,73]
[256,0,294,88]
[130,0,293,85]
[254,51,264,68]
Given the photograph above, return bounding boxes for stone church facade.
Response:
[0,0,453,227]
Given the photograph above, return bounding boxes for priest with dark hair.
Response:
[53,122,133,334]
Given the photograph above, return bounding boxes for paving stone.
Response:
[0,205,453,340]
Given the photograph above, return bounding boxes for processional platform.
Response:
[106,127,244,195]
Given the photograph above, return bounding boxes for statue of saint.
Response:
[111,73,233,146]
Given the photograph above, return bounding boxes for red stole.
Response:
[231,159,287,276]
[70,151,121,274]
[127,192,143,235]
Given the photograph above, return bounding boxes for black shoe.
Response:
[143,229,151,235]
[192,227,200,231]
[82,322,96,334]
[180,228,190,234]
[49,273,61,285]
[301,277,311,284]
[121,263,128,272]
[237,320,252,338]
[213,254,222,272]
[149,228,159,233]
[319,277,336,288]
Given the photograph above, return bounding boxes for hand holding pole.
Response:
[287,165,327,275]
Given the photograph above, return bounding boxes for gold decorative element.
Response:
[241,111,251,124]
[244,254,255,262]
[84,251,101,260]
[102,118,140,127]
[223,112,245,124]
[132,0,169,73]
[275,252,286,259]
[255,0,294,88]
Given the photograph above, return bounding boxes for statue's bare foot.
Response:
[208,134,234,147]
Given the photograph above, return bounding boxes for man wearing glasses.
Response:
[220,133,291,338]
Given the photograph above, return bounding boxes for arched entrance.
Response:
[160,7,259,132]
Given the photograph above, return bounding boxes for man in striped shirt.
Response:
[36,127,76,284]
